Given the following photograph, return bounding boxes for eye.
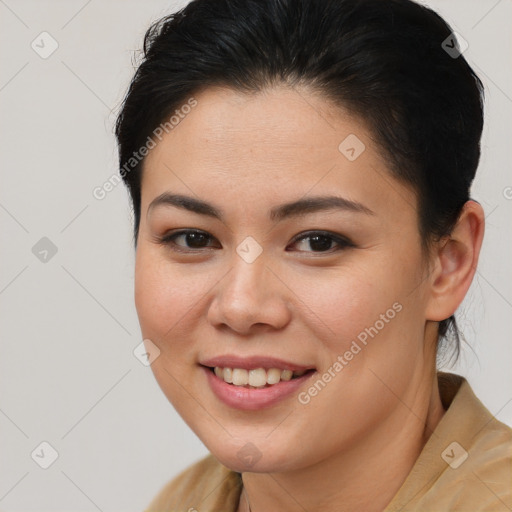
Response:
[287,231,354,253]
[158,229,221,252]
[156,229,353,255]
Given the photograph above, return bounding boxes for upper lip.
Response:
[200,355,315,372]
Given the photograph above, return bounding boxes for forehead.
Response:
[141,85,417,222]
[149,86,362,171]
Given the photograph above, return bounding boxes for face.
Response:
[135,85,435,473]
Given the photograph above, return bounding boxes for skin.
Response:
[135,85,485,512]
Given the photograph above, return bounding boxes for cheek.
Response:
[291,265,399,344]
[134,247,206,351]
[289,252,425,367]
[134,253,171,337]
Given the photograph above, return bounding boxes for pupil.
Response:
[187,232,208,248]
[310,235,332,252]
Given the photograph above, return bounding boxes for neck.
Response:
[238,365,445,512]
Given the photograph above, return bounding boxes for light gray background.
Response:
[0,0,511,510]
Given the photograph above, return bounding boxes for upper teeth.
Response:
[213,367,307,387]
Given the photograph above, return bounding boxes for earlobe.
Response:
[425,200,485,322]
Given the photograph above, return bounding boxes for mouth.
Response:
[205,365,315,389]
[199,355,317,409]
[201,363,317,410]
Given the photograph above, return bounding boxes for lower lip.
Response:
[202,366,316,410]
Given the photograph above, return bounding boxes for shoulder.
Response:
[447,380,512,510]
[422,410,512,511]
[145,453,242,512]
[387,373,512,511]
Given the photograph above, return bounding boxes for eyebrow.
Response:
[147,192,374,221]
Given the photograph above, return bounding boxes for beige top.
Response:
[146,372,512,511]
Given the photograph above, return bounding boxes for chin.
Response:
[201,434,304,474]
[211,448,291,474]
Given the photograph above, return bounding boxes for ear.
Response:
[425,200,485,322]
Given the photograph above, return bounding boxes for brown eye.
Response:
[287,231,353,253]
[159,229,220,252]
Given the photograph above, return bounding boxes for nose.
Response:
[207,251,292,335]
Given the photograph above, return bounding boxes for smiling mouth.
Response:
[206,366,316,389]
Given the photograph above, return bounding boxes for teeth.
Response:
[249,368,267,387]
[213,366,309,387]
[223,367,233,383]
[266,368,281,385]
[232,368,248,386]
[280,369,293,381]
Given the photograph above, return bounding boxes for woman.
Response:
[115,0,512,510]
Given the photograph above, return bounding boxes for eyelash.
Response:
[156,229,354,255]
